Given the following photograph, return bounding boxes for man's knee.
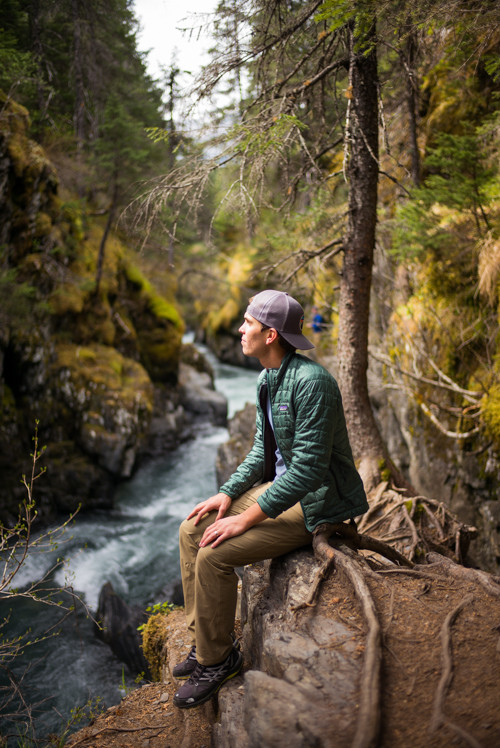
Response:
[179,516,193,539]
[196,544,234,577]
[179,513,214,544]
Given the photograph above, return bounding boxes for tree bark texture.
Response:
[403,30,421,186]
[72,0,86,151]
[337,20,386,483]
[95,177,118,295]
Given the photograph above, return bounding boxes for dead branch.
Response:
[369,347,483,403]
[401,503,422,558]
[356,486,407,534]
[429,594,477,743]
[368,345,483,440]
[191,0,325,99]
[281,241,344,285]
[259,237,343,282]
[421,502,445,540]
[417,399,480,440]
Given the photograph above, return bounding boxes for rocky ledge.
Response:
[68,533,500,748]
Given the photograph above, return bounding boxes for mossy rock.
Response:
[52,343,154,431]
[121,258,184,382]
[124,260,184,329]
[137,325,183,383]
[482,384,500,449]
[40,442,115,514]
[0,94,30,135]
[141,613,169,682]
[50,343,155,477]
[181,342,214,376]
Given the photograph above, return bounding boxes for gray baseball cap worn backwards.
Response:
[247,290,315,351]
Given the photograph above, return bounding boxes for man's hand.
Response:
[187,492,232,525]
[199,502,268,548]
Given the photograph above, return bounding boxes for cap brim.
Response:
[280,332,315,350]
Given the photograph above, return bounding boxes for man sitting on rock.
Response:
[173,289,368,709]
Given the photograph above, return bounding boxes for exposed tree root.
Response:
[292,519,412,612]
[440,719,483,748]
[290,521,395,747]
[320,520,413,567]
[290,484,495,748]
[429,594,479,746]
[298,529,382,748]
[427,552,500,598]
[329,544,382,748]
[67,723,169,748]
[357,483,478,564]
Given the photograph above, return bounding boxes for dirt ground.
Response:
[65,557,500,748]
[64,609,216,748]
[316,558,500,747]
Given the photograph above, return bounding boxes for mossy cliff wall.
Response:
[0,94,197,523]
[369,255,500,574]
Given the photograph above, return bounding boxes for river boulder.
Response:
[95,582,151,678]
[178,362,227,427]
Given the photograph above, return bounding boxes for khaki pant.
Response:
[178,482,312,665]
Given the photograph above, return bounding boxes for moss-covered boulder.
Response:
[51,343,154,475]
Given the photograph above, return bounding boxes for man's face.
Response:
[239,313,270,359]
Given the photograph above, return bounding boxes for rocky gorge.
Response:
[0,95,227,525]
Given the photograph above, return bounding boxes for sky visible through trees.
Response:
[134,0,216,80]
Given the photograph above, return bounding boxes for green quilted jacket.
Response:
[219,352,368,531]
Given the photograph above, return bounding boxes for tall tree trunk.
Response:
[28,0,46,117]
[336,20,387,490]
[72,0,86,152]
[95,178,119,295]
[402,30,420,186]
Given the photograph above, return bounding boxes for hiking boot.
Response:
[172,636,240,680]
[172,645,198,679]
[173,648,243,708]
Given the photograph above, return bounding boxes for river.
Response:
[0,347,259,744]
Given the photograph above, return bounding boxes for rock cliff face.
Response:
[370,376,500,573]
[0,95,226,523]
[215,553,364,748]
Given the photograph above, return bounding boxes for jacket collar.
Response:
[265,351,296,399]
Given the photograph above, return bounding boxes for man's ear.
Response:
[266,328,279,344]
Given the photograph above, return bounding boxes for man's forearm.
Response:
[240,501,268,530]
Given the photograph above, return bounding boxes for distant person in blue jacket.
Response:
[310,305,326,333]
[172,290,368,709]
